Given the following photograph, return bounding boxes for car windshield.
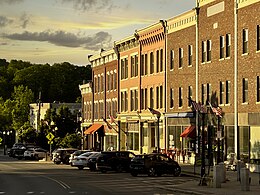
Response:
[80,152,94,157]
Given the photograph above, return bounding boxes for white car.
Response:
[24,148,48,160]
[71,151,100,170]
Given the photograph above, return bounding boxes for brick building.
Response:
[79,0,260,164]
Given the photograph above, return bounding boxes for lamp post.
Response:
[2,131,12,155]
[148,108,161,153]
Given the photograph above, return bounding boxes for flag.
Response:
[109,114,116,124]
[188,97,207,113]
[102,117,114,130]
[148,107,161,116]
[208,101,222,118]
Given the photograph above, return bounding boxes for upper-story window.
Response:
[178,87,183,107]
[257,25,260,51]
[188,45,193,66]
[220,81,224,105]
[150,52,154,74]
[130,89,138,111]
[226,34,231,58]
[150,87,154,108]
[170,50,174,70]
[156,50,160,73]
[242,78,248,103]
[120,58,128,80]
[242,28,248,54]
[220,36,225,59]
[131,54,138,77]
[226,80,230,104]
[202,40,211,63]
[201,83,211,105]
[188,86,193,107]
[179,48,183,68]
[257,76,260,102]
[170,88,174,108]
[141,88,148,110]
[160,49,163,72]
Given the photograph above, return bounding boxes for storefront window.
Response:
[105,135,117,151]
[250,127,260,159]
[225,126,234,155]
[239,126,249,162]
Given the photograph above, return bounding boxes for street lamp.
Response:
[148,108,161,153]
[2,130,12,155]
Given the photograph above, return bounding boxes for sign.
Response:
[48,140,53,144]
[0,137,2,144]
[46,132,55,141]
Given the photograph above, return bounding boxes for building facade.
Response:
[80,0,260,163]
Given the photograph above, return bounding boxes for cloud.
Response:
[3,30,112,50]
[0,16,13,27]
[0,0,24,4]
[20,13,30,29]
[61,0,116,12]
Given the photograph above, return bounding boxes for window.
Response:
[202,41,206,63]
[242,29,248,54]
[242,78,248,103]
[188,86,193,107]
[202,84,206,105]
[141,88,148,110]
[226,34,231,57]
[257,76,260,102]
[207,83,212,104]
[150,87,154,108]
[141,55,144,76]
[178,87,183,107]
[179,48,183,68]
[257,25,260,51]
[170,88,174,108]
[170,50,174,69]
[130,89,138,111]
[220,82,224,105]
[121,91,128,112]
[202,40,211,62]
[121,58,128,80]
[150,52,154,74]
[156,86,159,109]
[113,72,117,90]
[160,85,163,108]
[188,45,193,66]
[226,81,230,104]
[207,40,212,61]
[220,36,225,59]
[160,49,163,72]
[131,55,138,77]
[144,54,148,75]
[156,50,159,73]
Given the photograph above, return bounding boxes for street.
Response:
[0,156,196,195]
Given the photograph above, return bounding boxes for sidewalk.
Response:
[172,163,260,195]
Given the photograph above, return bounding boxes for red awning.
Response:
[180,125,196,138]
[84,124,103,135]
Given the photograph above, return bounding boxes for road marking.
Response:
[41,175,71,189]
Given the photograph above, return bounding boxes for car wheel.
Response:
[78,166,84,170]
[148,167,156,177]
[54,161,61,165]
[173,166,181,177]
[130,171,138,177]
[116,164,123,172]
[100,169,107,173]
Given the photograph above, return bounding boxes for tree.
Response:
[11,85,34,132]
[57,133,81,149]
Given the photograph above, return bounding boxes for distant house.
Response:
[29,102,81,131]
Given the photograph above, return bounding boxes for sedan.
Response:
[24,148,48,160]
[71,151,100,170]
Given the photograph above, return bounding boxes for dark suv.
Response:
[129,153,181,177]
[96,151,135,173]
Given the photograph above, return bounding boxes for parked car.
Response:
[8,143,28,159]
[87,152,102,171]
[71,151,100,170]
[52,148,78,164]
[69,150,92,165]
[24,148,48,160]
[129,153,181,177]
[96,151,135,173]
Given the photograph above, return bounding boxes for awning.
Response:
[180,125,196,138]
[84,124,103,135]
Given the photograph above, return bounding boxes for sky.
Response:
[0,0,195,66]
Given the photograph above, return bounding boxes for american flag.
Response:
[188,97,207,113]
[109,114,116,124]
[208,101,222,118]
[148,107,161,116]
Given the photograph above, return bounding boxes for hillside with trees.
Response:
[0,58,92,149]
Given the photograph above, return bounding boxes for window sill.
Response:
[242,53,249,56]
[242,102,248,105]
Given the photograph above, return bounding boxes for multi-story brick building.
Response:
[80,0,260,164]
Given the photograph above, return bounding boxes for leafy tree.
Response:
[18,122,37,144]
[11,85,34,131]
[57,133,81,149]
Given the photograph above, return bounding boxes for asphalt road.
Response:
[0,156,196,195]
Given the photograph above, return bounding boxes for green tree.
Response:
[57,133,81,149]
[18,122,37,143]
